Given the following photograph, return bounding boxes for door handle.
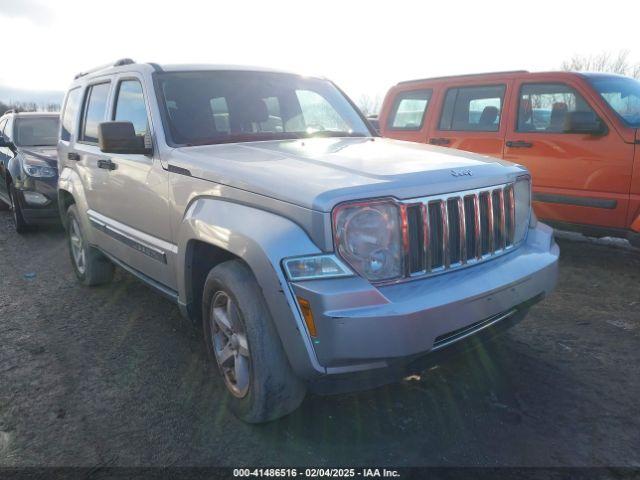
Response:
[97,159,117,170]
[506,140,533,148]
[67,152,80,161]
[429,137,451,146]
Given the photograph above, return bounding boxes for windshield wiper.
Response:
[306,131,367,138]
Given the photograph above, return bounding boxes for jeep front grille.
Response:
[400,183,516,279]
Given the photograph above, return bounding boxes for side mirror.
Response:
[0,136,14,149]
[564,111,606,135]
[98,121,151,154]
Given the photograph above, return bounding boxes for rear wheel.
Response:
[66,204,114,286]
[9,184,29,234]
[202,260,306,423]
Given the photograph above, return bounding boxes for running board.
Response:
[99,249,179,304]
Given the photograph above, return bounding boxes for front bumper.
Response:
[14,176,60,225]
[289,221,559,380]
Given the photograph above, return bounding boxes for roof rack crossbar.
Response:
[74,58,135,79]
[398,70,529,85]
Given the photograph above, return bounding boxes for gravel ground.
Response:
[0,211,639,467]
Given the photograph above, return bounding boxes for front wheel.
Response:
[202,260,306,423]
[66,204,114,286]
[9,184,29,234]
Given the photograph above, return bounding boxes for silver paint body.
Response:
[57,63,559,381]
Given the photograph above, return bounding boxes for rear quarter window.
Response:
[387,90,432,130]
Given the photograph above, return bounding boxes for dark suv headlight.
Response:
[23,155,57,178]
[332,199,404,282]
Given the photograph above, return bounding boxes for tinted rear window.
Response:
[439,85,505,132]
[14,117,60,146]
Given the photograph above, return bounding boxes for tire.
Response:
[629,233,640,249]
[0,191,9,211]
[66,204,114,286]
[202,260,306,423]
[9,184,29,234]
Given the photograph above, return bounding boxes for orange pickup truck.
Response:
[379,71,640,246]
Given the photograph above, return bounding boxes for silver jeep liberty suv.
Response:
[57,59,559,423]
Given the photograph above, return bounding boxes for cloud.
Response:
[0,0,53,25]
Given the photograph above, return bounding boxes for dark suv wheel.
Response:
[66,204,114,286]
[202,260,306,423]
[9,184,29,234]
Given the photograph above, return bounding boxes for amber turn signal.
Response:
[296,296,317,337]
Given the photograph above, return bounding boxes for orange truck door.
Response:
[631,132,640,231]
[504,78,634,229]
[426,82,511,158]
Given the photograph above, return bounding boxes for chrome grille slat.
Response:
[402,182,517,281]
[458,197,467,264]
[421,203,431,272]
[473,193,482,260]
[486,191,495,254]
[441,200,450,268]
[507,185,516,244]
[400,204,411,277]
[498,188,507,250]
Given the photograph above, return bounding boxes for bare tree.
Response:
[0,101,61,115]
[357,93,381,116]
[44,102,60,112]
[561,50,640,79]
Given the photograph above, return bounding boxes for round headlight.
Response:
[343,207,392,256]
[333,199,403,282]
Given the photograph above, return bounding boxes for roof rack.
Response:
[3,109,15,115]
[74,58,135,79]
[398,70,529,85]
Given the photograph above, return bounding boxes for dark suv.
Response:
[0,111,60,232]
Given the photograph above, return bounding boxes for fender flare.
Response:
[177,197,326,377]
[57,167,94,241]
[6,155,22,187]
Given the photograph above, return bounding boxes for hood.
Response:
[20,146,58,167]
[169,137,527,212]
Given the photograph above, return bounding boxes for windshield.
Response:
[156,71,372,146]
[587,75,640,128]
[14,116,60,147]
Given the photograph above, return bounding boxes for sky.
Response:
[0,0,638,104]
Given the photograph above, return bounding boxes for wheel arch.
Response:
[177,196,326,378]
[57,167,91,233]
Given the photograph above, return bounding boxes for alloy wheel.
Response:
[210,291,251,398]
[10,188,19,228]
[69,217,86,275]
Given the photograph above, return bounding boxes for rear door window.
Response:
[439,85,506,132]
[61,87,82,141]
[387,90,433,130]
[80,82,111,144]
[517,83,597,133]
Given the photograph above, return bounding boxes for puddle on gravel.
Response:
[0,430,11,454]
